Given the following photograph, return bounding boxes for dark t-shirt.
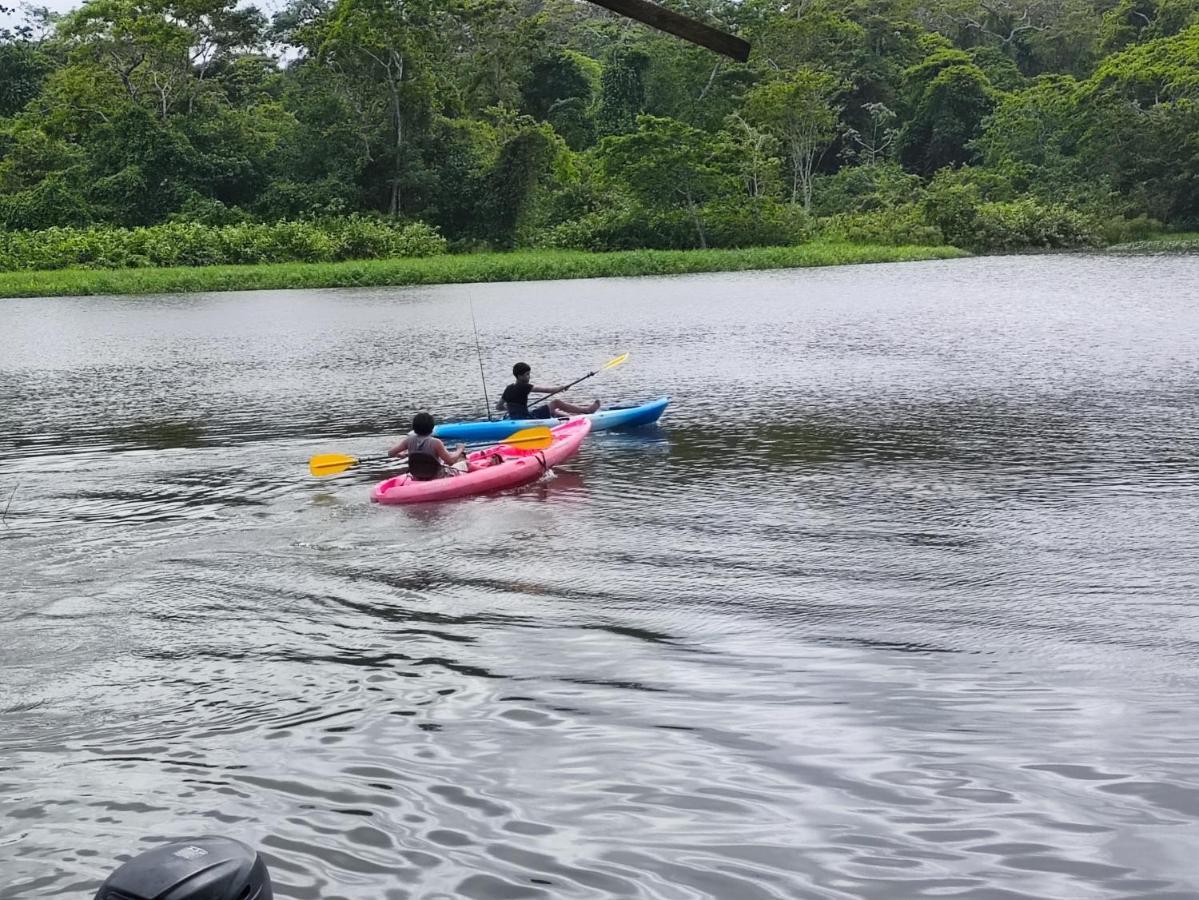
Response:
[501,382,534,418]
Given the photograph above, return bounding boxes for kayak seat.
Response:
[408,452,442,482]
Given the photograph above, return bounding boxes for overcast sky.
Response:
[2,0,287,31]
[2,0,76,30]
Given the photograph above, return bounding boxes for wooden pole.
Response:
[585,0,751,62]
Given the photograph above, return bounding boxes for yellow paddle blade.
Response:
[309,453,360,477]
[602,352,629,370]
[498,426,553,449]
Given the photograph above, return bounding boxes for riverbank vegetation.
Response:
[0,243,966,298]
[1108,232,1199,253]
[0,0,1196,271]
[0,219,446,271]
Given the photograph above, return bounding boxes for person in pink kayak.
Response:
[496,362,600,420]
[388,412,467,480]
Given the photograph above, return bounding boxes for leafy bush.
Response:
[131,224,225,267]
[819,204,944,246]
[252,179,356,221]
[812,163,924,216]
[920,166,1024,249]
[324,218,446,260]
[0,218,447,272]
[169,193,251,227]
[701,198,813,247]
[536,205,696,251]
[1100,213,1163,244]
[537,198,811,251]
[964,200,1102,251]
[818,174,1100,251]
[0,175,94,231]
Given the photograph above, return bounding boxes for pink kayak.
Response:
[370,416,591,505]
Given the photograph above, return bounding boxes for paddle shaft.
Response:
[529,353,627,412]
[529,370,597,411]
[379,432,530,473]
[379,432,533,468]
[310,427,554,477]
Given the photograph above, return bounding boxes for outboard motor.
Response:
[94,836,272,900]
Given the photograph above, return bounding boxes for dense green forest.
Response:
[0,0,1196,265]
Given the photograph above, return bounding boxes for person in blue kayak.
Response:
[496,362,600,420]
[388,412,467,480]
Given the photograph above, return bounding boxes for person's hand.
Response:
[454,444,465,456]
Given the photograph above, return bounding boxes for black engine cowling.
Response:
[94,836,272,900]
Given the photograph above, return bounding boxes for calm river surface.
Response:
[3,255,1199,899]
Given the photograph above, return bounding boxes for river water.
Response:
[3,255,1199,899]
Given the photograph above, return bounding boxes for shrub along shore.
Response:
[0,243,966,299]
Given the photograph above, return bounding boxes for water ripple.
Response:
[5,258,1199,898]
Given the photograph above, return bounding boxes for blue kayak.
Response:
[435,396,670,443]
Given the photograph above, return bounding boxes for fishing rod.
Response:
[468,295,493,422]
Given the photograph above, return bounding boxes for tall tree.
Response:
[745,67,841,209]
[596,113,738,246]
[54,0,264,119]
[724,111,782,197]
[521,48,599,148]
[596,46,649,135]
[300,0,451,216]
[898,51,996,173]
[0,41,50,117]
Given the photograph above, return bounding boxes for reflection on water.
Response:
[107,419,213,450]
[4,255,1199,898]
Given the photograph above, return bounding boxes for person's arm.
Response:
[387,436,410,458]
[532,384,565,394]
[433,438,466,465]
[494,396,506,411]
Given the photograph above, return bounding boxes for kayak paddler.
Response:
[388,412,467,480]
[496,362,600,420]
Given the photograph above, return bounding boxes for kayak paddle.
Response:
[529,353,628,410]
[308,425,555,478]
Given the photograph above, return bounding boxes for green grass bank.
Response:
[0,243,967,299]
